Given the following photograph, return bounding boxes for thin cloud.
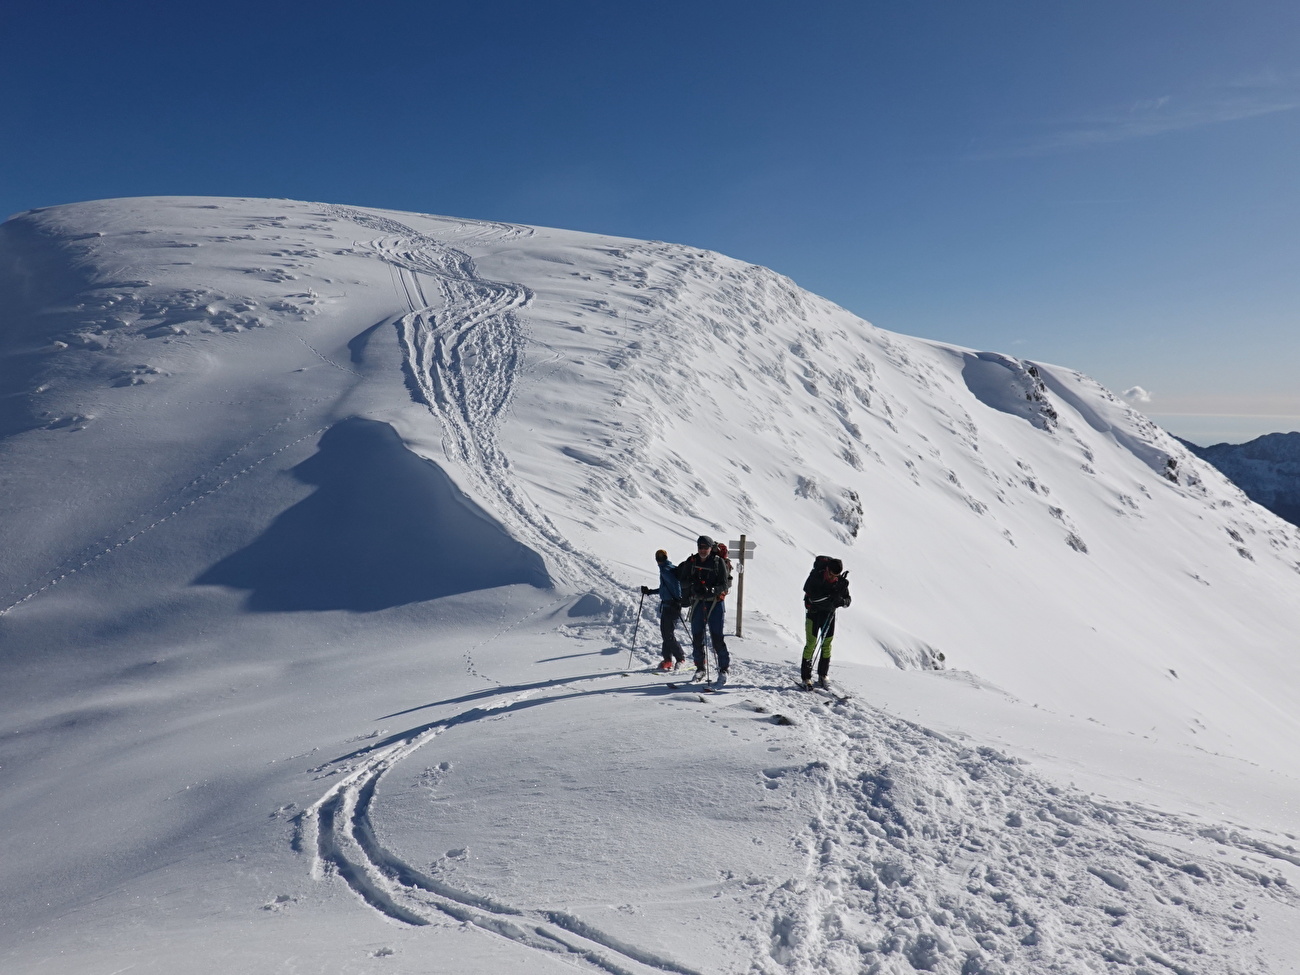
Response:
[969,80,1300,160]
[1148,412,1300,419]
[1122,386,1153,405]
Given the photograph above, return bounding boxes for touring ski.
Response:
[792,678,850,702]
[667,680,725,694]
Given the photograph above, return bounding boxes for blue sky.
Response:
[4,1,1297,443]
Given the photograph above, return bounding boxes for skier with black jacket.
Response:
[677,535,732,684]
[801,556,850,688]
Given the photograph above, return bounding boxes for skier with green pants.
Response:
[801,556,850,689]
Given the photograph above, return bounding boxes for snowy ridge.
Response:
[2,197,1299,973]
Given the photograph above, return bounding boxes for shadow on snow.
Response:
[195,416,550,612]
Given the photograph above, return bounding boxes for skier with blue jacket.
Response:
[640,549,685,670]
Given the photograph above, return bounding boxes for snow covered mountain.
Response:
[1182,432,1300,527]
[2,197,1298,974]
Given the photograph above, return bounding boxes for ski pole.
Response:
[627,589,646,671]
[813,609,836,675]
[675,602,691,662]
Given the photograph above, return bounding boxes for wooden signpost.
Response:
[727,534,756,636]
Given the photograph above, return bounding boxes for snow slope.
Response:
[1,197,1298,974]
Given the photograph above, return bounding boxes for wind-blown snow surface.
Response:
[2,197,1299,974]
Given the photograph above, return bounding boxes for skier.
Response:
[801,556,851,689]
[640,549,685,670]
[677,535,732,684]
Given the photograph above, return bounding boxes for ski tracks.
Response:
[300,677,702,975]
[327,205,610,590]
[738,660,1296,975]
[295,636,1295,975]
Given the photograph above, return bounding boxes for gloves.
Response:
[641,585,659,596]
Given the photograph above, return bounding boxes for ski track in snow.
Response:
[300,674,704,975]
[300,642,1296,975]
[326,205,616,591]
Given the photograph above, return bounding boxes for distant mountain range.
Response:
[1180,431,1300,526]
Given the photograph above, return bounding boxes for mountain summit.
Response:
[2,198,1297,974]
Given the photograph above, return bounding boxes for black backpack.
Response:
[805,555,849,610]
[810,555,843,580]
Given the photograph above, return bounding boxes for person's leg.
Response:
[710,600,729,672]
[801,616,818,683]
[665,602,684,661]
[690,604,707,671]
[659,606,676,662]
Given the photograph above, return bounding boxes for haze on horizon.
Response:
[3,0,1297,444]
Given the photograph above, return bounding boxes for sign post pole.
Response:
[737,533,746,637]
[728,535,756,637]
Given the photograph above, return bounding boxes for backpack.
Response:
[681,543,733,603]
[715,542,735,596]
[805,555,850,611]
[810,554,843,580]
